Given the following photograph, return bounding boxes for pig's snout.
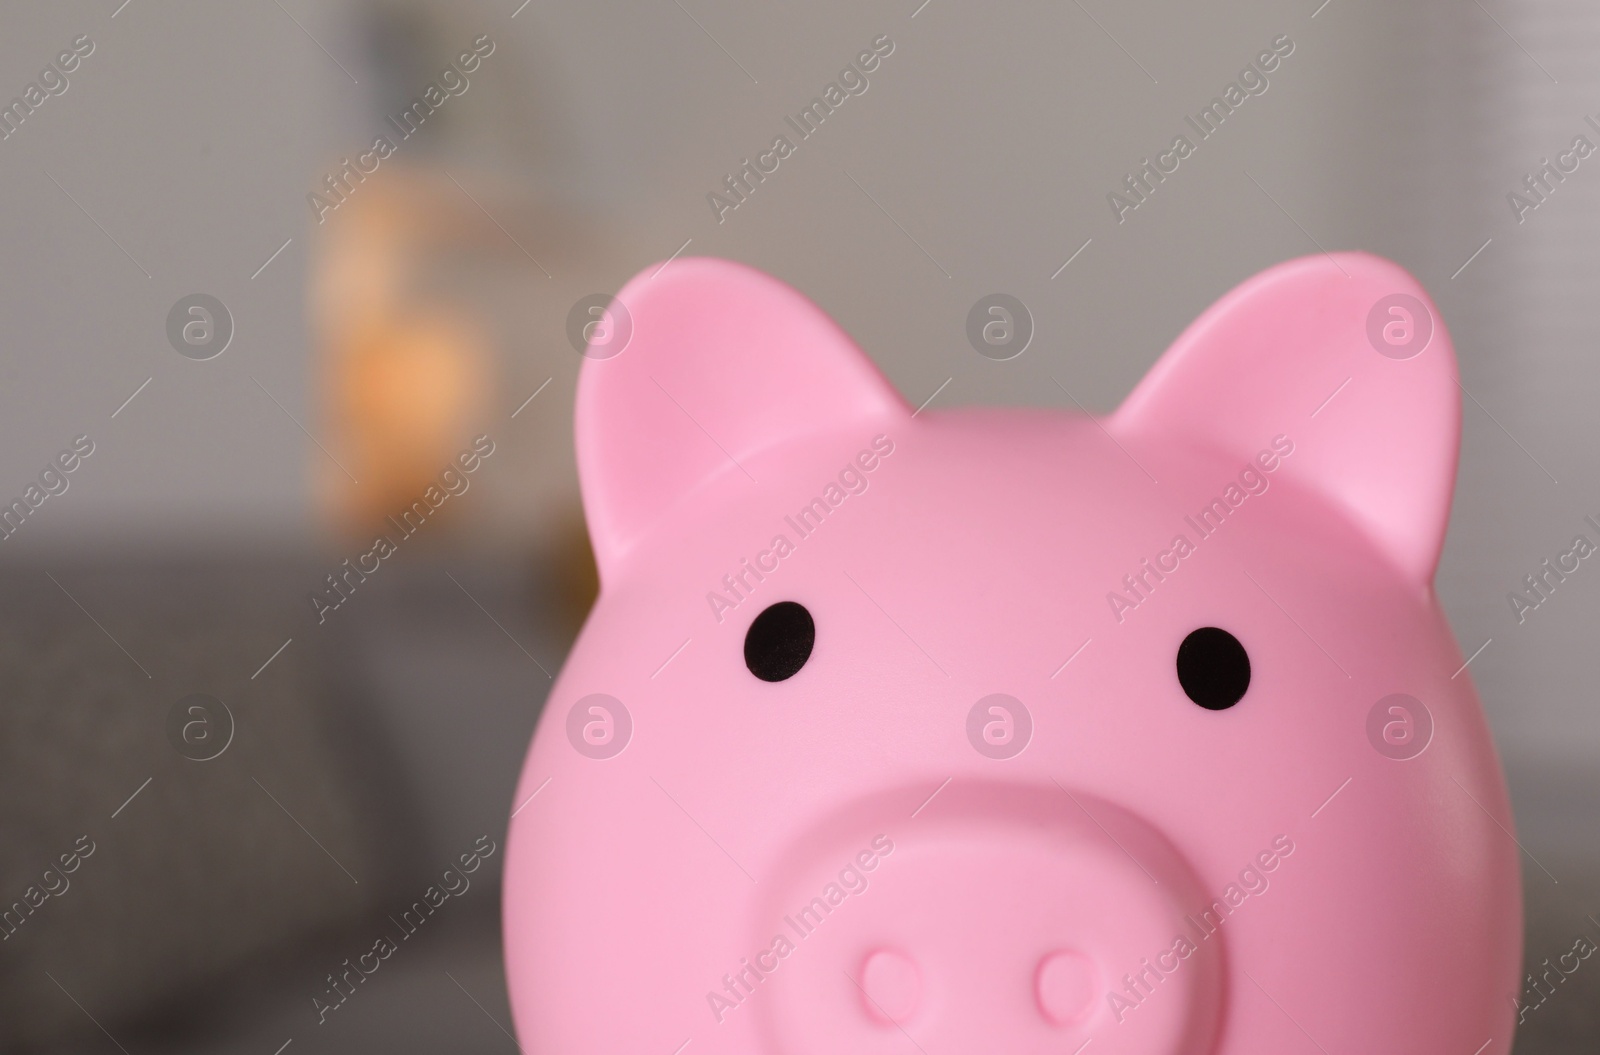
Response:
[754,784,1222,1055]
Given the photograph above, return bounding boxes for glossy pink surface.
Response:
[504,254,1522,1054]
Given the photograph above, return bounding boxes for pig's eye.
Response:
[1176,627,1250,710]
[744,601,815,682]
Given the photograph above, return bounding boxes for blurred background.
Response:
[1,0,1598,1051]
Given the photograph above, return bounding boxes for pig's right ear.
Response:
[1112,252,1460,585]
[575,258,908,581]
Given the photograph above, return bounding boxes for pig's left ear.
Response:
[1111,252,1460,585]
[575,258,909,579]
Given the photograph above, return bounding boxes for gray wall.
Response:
[6,0,1589,758]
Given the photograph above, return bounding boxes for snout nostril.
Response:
[858,949,920,1024]
[1036,949,1098,1026]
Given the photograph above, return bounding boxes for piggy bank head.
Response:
[504,255,1521,1055]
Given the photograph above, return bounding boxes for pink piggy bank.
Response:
[505,253,1522,1055]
